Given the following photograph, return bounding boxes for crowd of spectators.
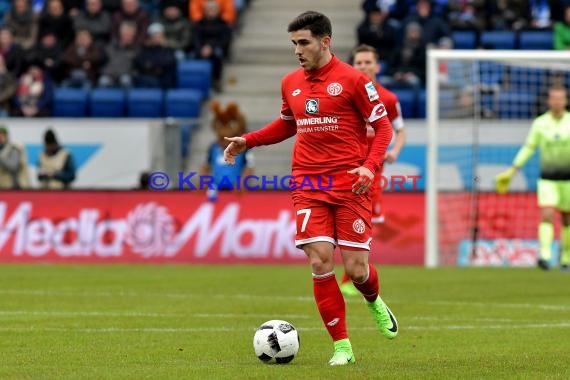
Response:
[358,0,570,89]
[0,0,247,117]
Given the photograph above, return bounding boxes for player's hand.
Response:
[495,167,517,194]
[223,137,247,165]
[385,150,398,164]
[347,166,374,194]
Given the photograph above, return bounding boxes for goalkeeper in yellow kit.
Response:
[496,85,570,271]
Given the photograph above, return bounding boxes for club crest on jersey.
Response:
[305,98,319,114]
[365,81,379,102]
[327,82,343,96]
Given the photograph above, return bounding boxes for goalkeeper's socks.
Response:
[353,264,379,303]
[539,222,554,261]
[561,225,570,265]
[313,271,347,341]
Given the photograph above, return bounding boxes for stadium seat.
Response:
[417,89,455,118]
[519,30,553,50]
[479,61,504,86]
[391,88,416,118]
[53,88,88,117]
[165,89,202,118]
[127,89,164,118]
[508,66,547,91]
[480,31,516,49]
[89,88,126,117]
[177,59,212,99]
[498,91,536,119]
[452,30,477,49]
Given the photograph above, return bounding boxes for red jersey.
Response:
[244,55,393,190]
[367,84,404,147]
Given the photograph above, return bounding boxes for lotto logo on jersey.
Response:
[365,81,379,102]
[305,99,319,114]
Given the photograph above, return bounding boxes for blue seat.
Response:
[452,30,477,49]
[127,89,163,118]
[498,91,536,119]
[391,88,416,118]
[480,31,516,49]
[508,66,547,91]
[479,61,504,86]
[53,88,88,117]
[519,31,553,50]
[165,89,202,118]
[89,88,126,117]
[177,59,212,99]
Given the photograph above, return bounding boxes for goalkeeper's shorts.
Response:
[537,179,570,211]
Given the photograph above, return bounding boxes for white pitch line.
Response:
[1,289,570,312]
[193,313,311,319]
[1,322,570,334]
[0,310,180,317]
[426,301,570,311]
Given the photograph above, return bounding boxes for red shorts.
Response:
[292,190,372,251]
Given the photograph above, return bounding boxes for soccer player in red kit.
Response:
[224,11,398,366]
[340,44,407,297]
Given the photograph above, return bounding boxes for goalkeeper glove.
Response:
[495,167,517,194]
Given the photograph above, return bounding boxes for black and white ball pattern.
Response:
[253,320,300,364]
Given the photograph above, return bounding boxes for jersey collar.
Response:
[304,54,339,82]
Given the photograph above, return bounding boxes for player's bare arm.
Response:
[347,166,374,194]
[223,136,247,165]
[385,128,407,163]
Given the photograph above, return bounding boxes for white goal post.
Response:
[425,49,570,268]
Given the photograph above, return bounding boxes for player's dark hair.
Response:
[287,11,332,38]
[351,44,379,61]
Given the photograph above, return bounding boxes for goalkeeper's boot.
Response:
[367,296,398,339]
[537,258,550,271]
[328,339,355,366]
[339,281,359,297]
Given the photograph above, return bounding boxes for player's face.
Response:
[353,51,380,82]
[290,30,329,71]
[548,89,567,113]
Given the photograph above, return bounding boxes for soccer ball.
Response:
[253,320,300,364]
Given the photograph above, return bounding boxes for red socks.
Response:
[353,264,379,302]
[313,272,347,341]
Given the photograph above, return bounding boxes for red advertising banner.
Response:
[0,191,424,264]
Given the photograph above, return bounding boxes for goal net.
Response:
[425,50,570,267]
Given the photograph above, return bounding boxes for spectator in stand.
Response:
[160,2,193,60]
[38,0,74,49]
[62,0,81,16]
[37,128,76,190]
[4,0,39,51]
[111,0,151,46]
[402,0,450,47]
[0,126,30,189]
[11,63,54,117]
[356,5,397,61]
[98,21,139,88]
[448,0,488,32]
[0,28,25,77]
[190,0,236,27]
[489,0,530,31]
[554,5,570,50]
[528,0,555,30]
[193,1,232,92]
[25,32,65,83]
[60,28,107,89]
[387,21,426,88]
[0,56,16,117]
[102,0,121,13]
[73,0,113,44]
[133,23,176,89]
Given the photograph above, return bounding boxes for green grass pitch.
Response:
[1,264,569,379]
